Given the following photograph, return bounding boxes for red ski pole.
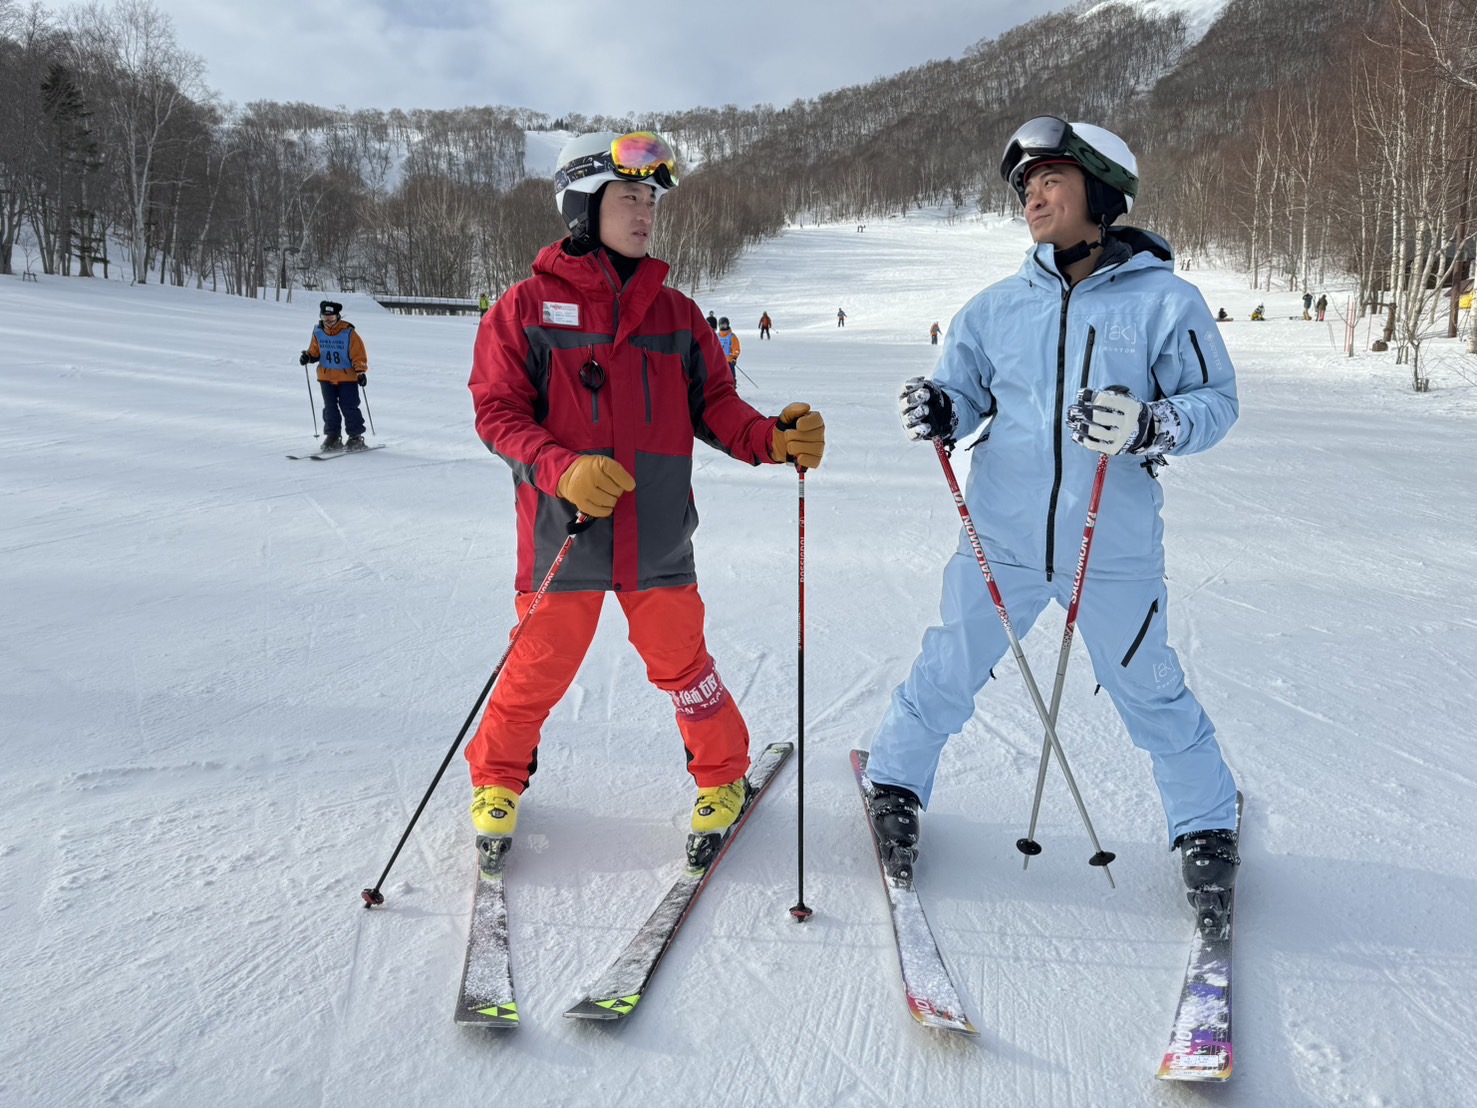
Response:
[1017,453,1111,867]
[933,440,1115,885]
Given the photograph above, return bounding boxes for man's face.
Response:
[1023,164,1098,248]
[598,181,657,258]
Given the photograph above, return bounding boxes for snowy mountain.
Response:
[2,210,1474,1107]
[1080,0,1232,46]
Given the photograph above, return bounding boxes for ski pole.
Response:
[304,362,318,436]
[360,378,376,436]
[362,512,595,907]
[788,458,812,922]
[932,439,1116,886]
[1017,453,1111,869]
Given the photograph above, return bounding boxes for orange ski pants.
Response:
[465,585,751,792]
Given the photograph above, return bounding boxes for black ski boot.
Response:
[320,434,344,452]
[1175,827,1239,929]
[345,435,368,452]
[868,782,922,884]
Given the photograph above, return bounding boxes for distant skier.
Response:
[1315,293,1328,321]
[299,300,369,452]
[479,292,491,317]
[717,316,742,370]
[1301,291,1313,320]
[1216,307,1232,322]
[1250,303,1265,321]
[759,311,772,339]
[465,130,826,851]
[871,116,1241,926]
[929,321,941,345]
[837,307,846,328]
[706,310,718,330]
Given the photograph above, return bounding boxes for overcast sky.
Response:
[130,0,1084,118]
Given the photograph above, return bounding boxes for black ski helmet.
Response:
[319,300,343,316]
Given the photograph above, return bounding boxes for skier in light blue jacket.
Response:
[866,117,1240,921]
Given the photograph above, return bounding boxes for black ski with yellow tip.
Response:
[454,836,519,1027]
[564,741,794,1021]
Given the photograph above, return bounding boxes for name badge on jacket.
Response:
[542,302,580,327]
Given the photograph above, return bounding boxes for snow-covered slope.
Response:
[1081,0,1232,46]
[1,211,1473,1107]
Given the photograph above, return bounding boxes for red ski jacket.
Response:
[470,241,780,593]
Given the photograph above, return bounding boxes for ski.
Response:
[286,444,385,460]
[564,740,793,1021]
[851,749,977,1036]
[1156,793,1243,1081]
[454,836,519,1027]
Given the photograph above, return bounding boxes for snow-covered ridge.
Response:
[1079,0,1232,48]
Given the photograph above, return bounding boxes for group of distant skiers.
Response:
[1212,291,1327,324]
[315,118,1245,940]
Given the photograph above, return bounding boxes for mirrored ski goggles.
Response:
[555,131,679,191]
[1000,116,1138,198]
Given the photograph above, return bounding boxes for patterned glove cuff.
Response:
[1137,399,1183,457]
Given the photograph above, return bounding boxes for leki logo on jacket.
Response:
[542,302,580,327]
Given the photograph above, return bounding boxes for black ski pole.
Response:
[933,439,1116,886]
[359,376,375,436]
[362,512,594,907]
[788,457,812,922]
[304,361,318,436]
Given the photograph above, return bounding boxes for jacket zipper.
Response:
[1044,281,1076,581]
[641,351,652,423]
[1188,329,1208,384]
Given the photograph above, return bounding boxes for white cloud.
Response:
[112,0,1084,115]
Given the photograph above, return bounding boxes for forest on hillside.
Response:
[2,0,1475,371]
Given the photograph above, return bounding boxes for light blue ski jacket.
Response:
[936,227,1237,580]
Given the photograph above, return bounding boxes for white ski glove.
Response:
[1067,385,1181,456]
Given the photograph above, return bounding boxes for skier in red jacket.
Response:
[465,131,825,847]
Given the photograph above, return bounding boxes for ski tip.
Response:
[455,1002,520,1028]
[565,994,641,1021]
[909,996,977,1036]
[1157,1047,1232,1081]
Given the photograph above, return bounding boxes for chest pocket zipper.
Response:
[580,356,605,423]
[1079,326,1097,390]
[642,351,652,424]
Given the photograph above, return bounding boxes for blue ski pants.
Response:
[319,381,365,437]
[867,553,1238,845]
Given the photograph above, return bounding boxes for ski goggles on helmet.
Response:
[1000,116,1138,199]
[555,131,679,192]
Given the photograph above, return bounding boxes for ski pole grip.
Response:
[566,512,595,535]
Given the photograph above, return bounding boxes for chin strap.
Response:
[1054,216,1115,272]
[1054,237,1100,269]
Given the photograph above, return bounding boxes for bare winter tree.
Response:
[66,0,207,284]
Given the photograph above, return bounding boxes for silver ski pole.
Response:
[933,439,1116,886]
[304,362,318,435]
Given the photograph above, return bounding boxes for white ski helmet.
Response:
[553,131,679,245]
[1000,117,1139,224]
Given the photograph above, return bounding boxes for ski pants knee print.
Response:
[866,554,1238,843]
[465,584,751,792]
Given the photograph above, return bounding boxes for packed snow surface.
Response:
[2,207,1474,1107]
